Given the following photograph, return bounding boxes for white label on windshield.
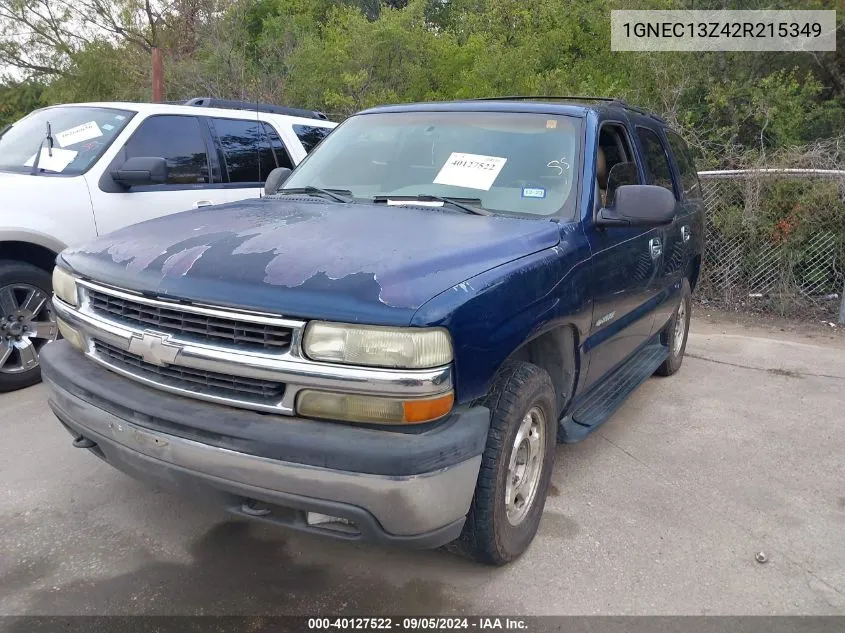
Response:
[23,148,78,172]
[386,199,444,207]
[55,121,102,147]
[433,152,507,191]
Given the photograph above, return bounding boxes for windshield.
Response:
[0,106,134,175]
[283,111,582,217]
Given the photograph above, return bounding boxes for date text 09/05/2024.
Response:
[307,617,529,630]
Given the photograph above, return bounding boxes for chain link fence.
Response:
[697,169,845,321]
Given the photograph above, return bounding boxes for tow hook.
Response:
[72,436,97,449]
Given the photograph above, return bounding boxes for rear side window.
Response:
[666,131,701,198]
[262,123,294,170]
[123,115,209,185]
[636,127,676,195]
[293,124,332,153]
[211,118,276,183]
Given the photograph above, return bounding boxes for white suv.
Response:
[0,97,335,391]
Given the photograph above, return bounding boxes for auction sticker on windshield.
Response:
[434,152,507,190]
[55,121,102,148]
[23,148,78,172]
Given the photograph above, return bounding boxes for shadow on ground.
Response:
[2,519,475,618]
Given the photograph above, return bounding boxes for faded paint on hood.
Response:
[60,198,561,325]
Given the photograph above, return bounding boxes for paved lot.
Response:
[1,317,844,616]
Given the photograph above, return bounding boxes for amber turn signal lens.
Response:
[56,317,85,352]
[402,392,454,423]
[296,390,454,424]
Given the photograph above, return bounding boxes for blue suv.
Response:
[42,97,704,565]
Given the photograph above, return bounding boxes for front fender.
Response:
[411,224,593,405]
[0,228,67,255]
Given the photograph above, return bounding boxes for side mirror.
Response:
[111,157,167,187]
[264,167,292,196]
[597,184,676,227]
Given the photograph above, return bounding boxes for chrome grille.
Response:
[87,289,292,351]
[93,339,285,403]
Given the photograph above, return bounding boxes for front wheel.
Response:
[455,362,557,565]
[0,261,60,392]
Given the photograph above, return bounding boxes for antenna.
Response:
[256,94,262,196]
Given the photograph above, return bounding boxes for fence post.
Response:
[839,278,845,326]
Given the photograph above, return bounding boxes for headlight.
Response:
[303,322,452,369]
[52,266,78,306]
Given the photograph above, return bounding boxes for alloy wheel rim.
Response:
[0,283,58,374]
[672,300,687,357]
[505,405,546,526]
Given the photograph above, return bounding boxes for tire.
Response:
[455,361,557,565]
[655,278,691,377]
[0,260,59,392]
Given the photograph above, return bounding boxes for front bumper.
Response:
[41,341,489,548]
[52,280,453,416]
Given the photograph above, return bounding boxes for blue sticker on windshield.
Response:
[522,187,546,199]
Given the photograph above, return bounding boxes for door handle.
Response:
[193,200,213,208]
[649,238,662,259]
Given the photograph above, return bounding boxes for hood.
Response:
[0,170,75,202]
[60,198,561,325]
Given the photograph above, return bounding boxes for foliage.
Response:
[0,79,44,127]
[1,0,842,317]
[0,0,843,164]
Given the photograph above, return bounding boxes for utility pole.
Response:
[151,47,164,102]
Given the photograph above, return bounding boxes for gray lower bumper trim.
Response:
[46,377,481,538]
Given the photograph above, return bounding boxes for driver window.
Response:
[121,115,209,185]
[597,124,640,207]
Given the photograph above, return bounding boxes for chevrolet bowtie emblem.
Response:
[127,332,181,367]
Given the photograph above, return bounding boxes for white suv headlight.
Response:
[52,266,78,306]
[302,322,453,369]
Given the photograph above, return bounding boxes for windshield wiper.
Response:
[372,194,490,216]
[30,121,53,175]
[277,186,352,203]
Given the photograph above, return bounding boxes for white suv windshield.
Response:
[0,106,134,175]
[283,111,582,217]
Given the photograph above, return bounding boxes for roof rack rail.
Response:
[472,95,627,105]
[183,97,328,121]
[622,102,667,123]
[471,95,667,123]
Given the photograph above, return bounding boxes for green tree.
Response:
[0,79,46,127]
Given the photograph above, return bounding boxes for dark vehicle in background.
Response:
[41,97,704,564]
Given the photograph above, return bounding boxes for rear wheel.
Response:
[455,362,557,565]
[655,278,691,377]
[0,261,59,392]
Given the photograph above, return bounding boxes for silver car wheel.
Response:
[505,405,546,526]
[672,299,687,357]
[0,283,58,374]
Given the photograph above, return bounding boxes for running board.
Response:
[558,342,669,444]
